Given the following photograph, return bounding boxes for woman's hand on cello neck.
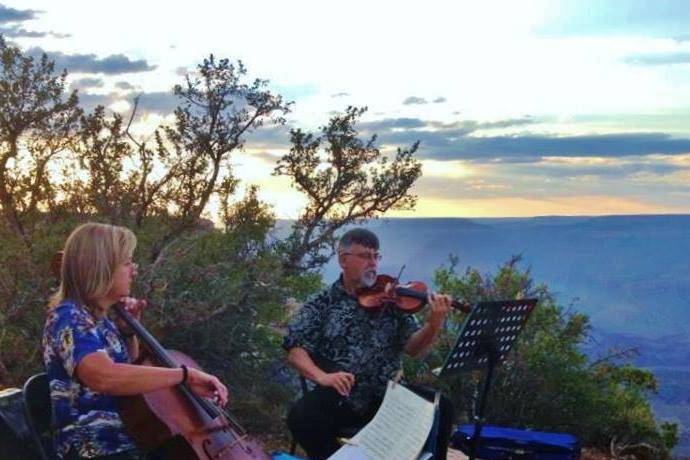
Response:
[119,296,146,319]
[114,296,146,336]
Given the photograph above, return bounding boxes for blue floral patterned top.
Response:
[42,300,138,459]
[283,277,420,414]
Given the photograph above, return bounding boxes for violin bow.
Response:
[394,264,406,285]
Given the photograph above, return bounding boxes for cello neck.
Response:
[112,303,175,367]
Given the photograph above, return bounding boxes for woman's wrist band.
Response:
[180,365,188,385]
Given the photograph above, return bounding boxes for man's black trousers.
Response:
[287,384,454,460]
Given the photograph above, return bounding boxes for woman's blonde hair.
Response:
[49,222,137,315]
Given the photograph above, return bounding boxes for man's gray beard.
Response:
[361,270,377,288]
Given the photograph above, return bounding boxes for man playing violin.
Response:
[284,228,455,460]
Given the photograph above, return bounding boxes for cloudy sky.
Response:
[4,0,690,218]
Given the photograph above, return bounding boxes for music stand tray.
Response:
[438,298,538,460]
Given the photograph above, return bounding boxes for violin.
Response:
[357,273,472,314]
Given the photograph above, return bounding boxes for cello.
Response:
[51,251,272,460]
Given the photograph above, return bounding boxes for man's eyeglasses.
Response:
[340,252,382,262]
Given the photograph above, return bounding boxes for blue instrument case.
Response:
[452,424,580,460]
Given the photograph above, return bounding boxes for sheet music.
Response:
[328,381,435,460]
[328,444,371,460]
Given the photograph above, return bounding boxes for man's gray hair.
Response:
[338,228,379,251]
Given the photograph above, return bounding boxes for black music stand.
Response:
[437,299,537,460]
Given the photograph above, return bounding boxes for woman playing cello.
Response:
[43,222,228,460]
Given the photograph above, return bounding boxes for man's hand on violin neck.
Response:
[317,371,355,397]
[426,293,452,329]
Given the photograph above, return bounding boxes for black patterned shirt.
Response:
[283,277,420,414]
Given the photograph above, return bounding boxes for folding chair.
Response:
[23,373,57,460]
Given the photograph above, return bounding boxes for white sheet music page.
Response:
[328,381,435,460]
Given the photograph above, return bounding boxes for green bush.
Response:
[402,255,678,457]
